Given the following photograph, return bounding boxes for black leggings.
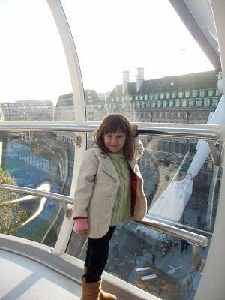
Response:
[85,226,115,283]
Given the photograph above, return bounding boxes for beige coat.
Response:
[73,139,147,238]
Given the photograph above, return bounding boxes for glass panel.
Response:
[0,1,222,300]
[0,130,217,299]
[0,129,75,244]
[68,134,218,300]
[0,0,72,121]
[0,0,76,243]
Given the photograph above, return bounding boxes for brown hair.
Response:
[95,114,135,160]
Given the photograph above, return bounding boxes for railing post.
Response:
[52,204,74,255]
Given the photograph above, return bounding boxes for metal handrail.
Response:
[135,218,208,248]
[0,184,208,247]
[0,121,223,140]
[0,184,74,204]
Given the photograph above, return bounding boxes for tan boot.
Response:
[99,287,116,300]
[81,276,101,300]
[83,266,116,300]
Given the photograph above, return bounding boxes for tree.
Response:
[0,168,28,234]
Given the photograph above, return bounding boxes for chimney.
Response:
[136,67,145,92]
[122,71,130,94]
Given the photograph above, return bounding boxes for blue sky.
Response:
[0,0,214,102]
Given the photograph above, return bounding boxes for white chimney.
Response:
[136,67,145,92]
[122,71,130,94]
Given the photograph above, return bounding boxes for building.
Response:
[85,90,107,121]
[54,90,107,122]
[105,69,221,222]
[1,100,53,121]
[106,69,221,124]
[54,93,75,121]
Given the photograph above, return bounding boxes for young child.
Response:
[73,114,147,300]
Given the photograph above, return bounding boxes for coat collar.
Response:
[93,146,135,179]
[93,146,119,179]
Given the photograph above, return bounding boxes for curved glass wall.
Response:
[0,0,72,121]
[67,133,218,300]
[0,1,222,300]
[0,129,218,299]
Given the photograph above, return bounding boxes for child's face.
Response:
[103,130,126,153]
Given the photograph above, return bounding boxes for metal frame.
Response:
[0,0,224,298]
[0,121,224,140]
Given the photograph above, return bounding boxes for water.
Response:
[2,139,61,243]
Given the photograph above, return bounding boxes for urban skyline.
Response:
[0,0,214,103]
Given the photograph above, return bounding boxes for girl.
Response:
[73,114,147,300]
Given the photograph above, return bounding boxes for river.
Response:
[2,139,62,244]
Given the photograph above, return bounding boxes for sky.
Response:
[0,0,214,103]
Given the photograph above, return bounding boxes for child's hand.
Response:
[73,218,89,236]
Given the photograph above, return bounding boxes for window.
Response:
[166,92,170,99]
[157,100,162,107]
[178,91,184,98]
[163,100,167,107]
[192,90,198,97]
[185,91,191,97]
[172,91,177,98]
[160,93,164,100]
[204,98,211,106]
[208,89,214,97]
[199,90,206,97]
[182,99,187,107]
[175,99,180,107]
[169,100,174,107]
[215,90,221,96]
[189,98,195,106]
[212,98,219,107]
[153,93,158,100]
